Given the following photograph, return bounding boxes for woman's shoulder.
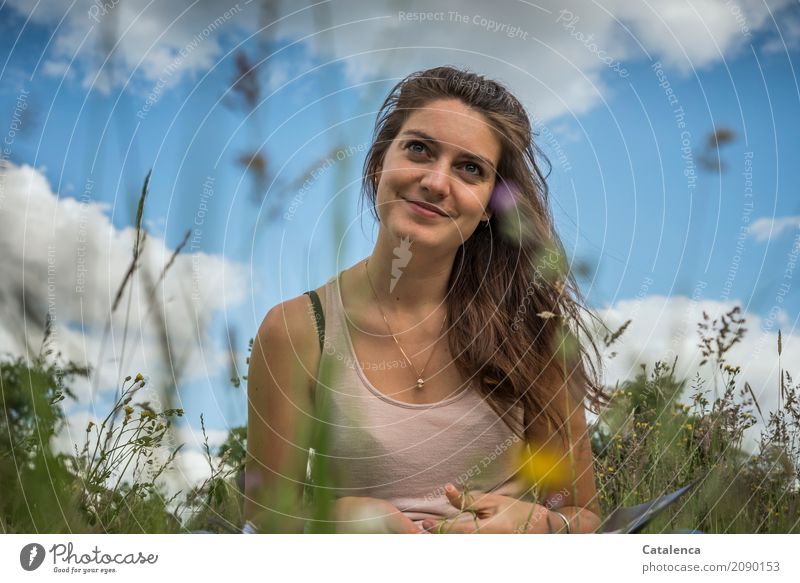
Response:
[251,283,329,402]
[257,282,328,352]
[258,282,328,360]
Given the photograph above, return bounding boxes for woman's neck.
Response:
[360,231,455,319]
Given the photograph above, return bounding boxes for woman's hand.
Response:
[420,483,558,534]
[333,496,423,534]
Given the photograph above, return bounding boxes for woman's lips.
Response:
[404,199,447,218]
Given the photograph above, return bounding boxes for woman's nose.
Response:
[418,162,450,195]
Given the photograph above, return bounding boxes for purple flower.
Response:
[488,179,518,215]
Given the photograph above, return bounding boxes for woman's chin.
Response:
[387,217,442,246]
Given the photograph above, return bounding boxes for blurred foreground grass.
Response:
[1,304,797,533]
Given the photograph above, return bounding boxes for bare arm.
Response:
[527,373,602,534]
[244,296,319,533]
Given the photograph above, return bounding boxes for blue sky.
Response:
[1,0,799,486]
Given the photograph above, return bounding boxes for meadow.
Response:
[1,176,797,535]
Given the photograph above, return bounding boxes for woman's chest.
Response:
[324,393,526,496]
[349,329,471,406]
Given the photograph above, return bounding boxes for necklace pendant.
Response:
[416,378,424,389]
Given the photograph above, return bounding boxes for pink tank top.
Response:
[312,270,531,527]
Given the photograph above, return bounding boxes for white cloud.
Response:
[268,0,795,120]
[0,160,248,400]
[748,215,800,242]
[761,5,800,54]
[41,60,76,81]
[8,0,259,95]
[9,0,794,119]
[603,0,792,71]
[596,294,798,454]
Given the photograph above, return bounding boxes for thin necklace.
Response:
[364,258,447,390]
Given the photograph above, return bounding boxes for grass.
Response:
[1,304,797,533]
[592,307,799,533]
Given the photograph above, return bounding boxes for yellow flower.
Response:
[517,443,571,491]
[135,372,144,382]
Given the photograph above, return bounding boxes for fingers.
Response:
[444,483,478,511]
[423,515,478,534]
[389,511,425,534]
[421,513,480,534]
[444,483,489,511]
[444,483,466,510]
[421,518,454,533]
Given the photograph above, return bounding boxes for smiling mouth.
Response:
[403,198,449,217]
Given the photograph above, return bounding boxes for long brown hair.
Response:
[361,66,609,444]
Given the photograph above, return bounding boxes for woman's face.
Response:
[374,98,501,249]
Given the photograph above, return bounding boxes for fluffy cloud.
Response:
[748,215,800,242]
[603,0,792,70]
[8,0,795,119]
[0,160,248,398]
[269,0,793,120]
[8,0,259,95]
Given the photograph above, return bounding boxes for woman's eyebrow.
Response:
[400,129,497,172]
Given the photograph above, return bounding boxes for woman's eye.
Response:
[463,162,482,176]
[408,141,427,154]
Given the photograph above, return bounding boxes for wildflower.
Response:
[488,178,518,215]
[723,364,741,375]
[135,372,144,382]
[517,443,571,490]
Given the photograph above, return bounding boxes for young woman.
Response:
[244,66,608,534]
